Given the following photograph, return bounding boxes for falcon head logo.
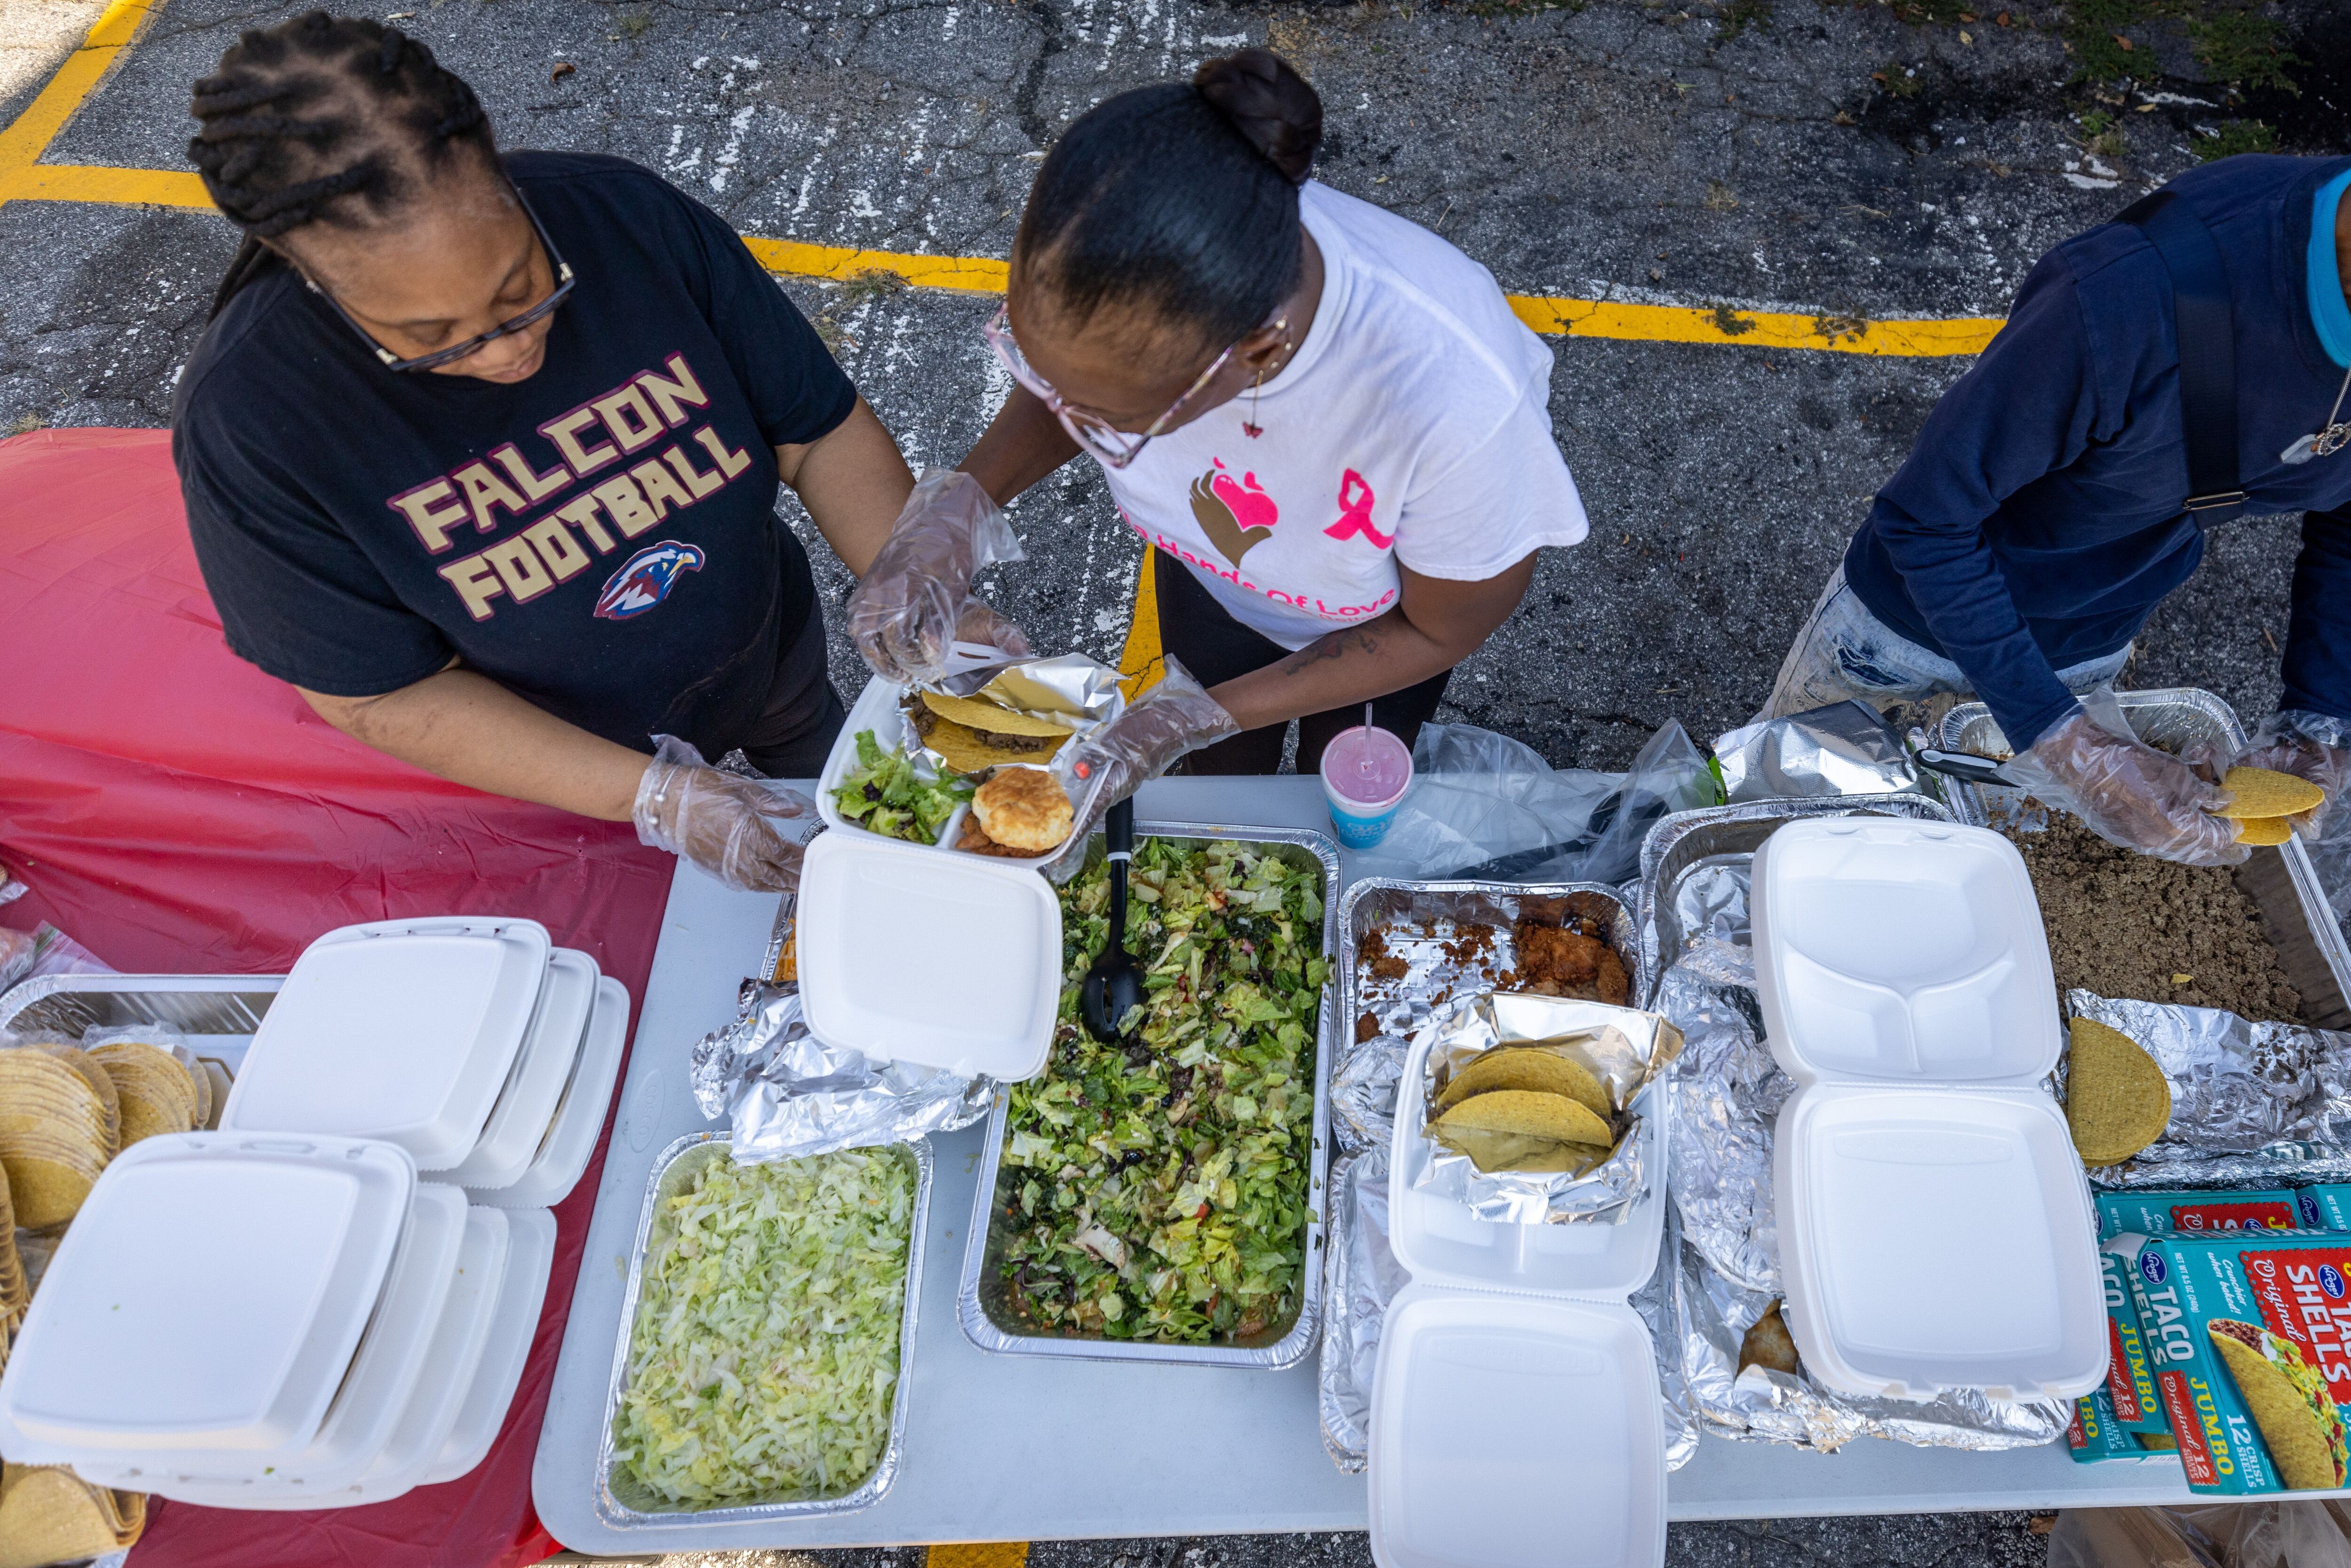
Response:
[593,541,704,620]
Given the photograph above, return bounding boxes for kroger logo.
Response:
[2140,1252,2169,1284]
[2323,1265,2348,1300]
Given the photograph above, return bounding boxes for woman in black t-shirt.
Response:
[174,12,952,891]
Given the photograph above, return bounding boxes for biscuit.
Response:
[970,768,1074,852]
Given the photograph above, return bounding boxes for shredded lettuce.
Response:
[998,840,1326,1343]
[614,1148,913,1507]
[831,729,973,845]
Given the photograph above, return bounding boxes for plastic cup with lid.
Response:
[1319,721,1412,850]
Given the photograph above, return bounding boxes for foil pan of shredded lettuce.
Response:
[597,1133,931,1525]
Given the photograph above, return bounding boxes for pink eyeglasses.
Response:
[981,302,1283,469]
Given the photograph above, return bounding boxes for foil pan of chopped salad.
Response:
[956,823,1340,1369]
[595,1132,931,1526]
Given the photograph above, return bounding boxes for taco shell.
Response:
[919,691,1076,740]
[1433,1047,1613,1122]
[2209,1319,2350,1489]
[1430,1087,1612,1148]
[2236,816,2295,847]
[2066,1017,2172,1166]
[2217,767,2326,821]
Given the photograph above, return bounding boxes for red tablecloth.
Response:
[0,428,679,1567]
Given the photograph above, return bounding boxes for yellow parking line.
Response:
[926,1544,1031,1568]
[1118,552,1166,699]
[0,0,2006,364]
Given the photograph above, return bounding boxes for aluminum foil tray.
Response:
[595,1131,932,1527]
[1339,879,1646,1038]
[1635,793,1956,1001]
[957,822,1340,1370]
[1936,687,2351,1030]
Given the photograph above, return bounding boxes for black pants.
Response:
[1152,550,1452,776]
[736,605,847,778]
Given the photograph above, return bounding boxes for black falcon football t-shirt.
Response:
[173,150,856,759]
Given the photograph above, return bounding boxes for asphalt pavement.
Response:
[3,0,2344,1561]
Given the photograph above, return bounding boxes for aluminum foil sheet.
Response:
[1317,1144,1397,1474]
[2063,989,2351,1186]
[1657,945,1789,1294]
[1331,1029,1411,1157]
[1408,993,1680,1225]
[1316,1143,1698,1474]
[688,981,992,1161]
[910,652,1125,787]
[1641,798,2066,1453]
[1710,701,1919,803]
[1671,1225,2068,1453]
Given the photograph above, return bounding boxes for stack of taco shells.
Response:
[2215,766,2327,847]
[2121,1229,2351,1492]
[1425,1044,1619,1175]
[0,1049,118,1232]
[83,1040,205,1149]
[0,1464,143,1566]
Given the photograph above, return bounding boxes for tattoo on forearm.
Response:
[1278,627,1382,677]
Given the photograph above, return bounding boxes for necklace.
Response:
[1241,317,1293,440]
[2283,360,2351,464]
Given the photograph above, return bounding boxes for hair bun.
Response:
[1193,48,1320,184]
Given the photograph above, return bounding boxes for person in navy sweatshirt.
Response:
[1761,154,2351,868]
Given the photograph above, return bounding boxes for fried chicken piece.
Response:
[1517,923,1605,987]
[1594,948,1630,1006]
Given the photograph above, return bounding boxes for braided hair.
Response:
[1017,48,1322,352]
[189,11,497,318]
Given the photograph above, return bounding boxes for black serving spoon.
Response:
[1080,798,1145,1044]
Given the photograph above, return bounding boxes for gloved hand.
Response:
[1042,658,1241,883]
[2004,708,2248,866]
[632,735,815,892]
[847,469,1032,686]
[2187,709,2351,842]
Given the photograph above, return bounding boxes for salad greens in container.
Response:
[962,827,1338,1367]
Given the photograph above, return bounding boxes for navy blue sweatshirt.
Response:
[1843,155,2351,750]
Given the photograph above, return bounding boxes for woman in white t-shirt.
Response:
[847,49,1588,846]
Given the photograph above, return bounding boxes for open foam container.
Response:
[1367,1031,1671,1568]
[1751,816,2105,1403]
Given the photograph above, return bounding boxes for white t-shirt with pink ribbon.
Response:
[1095,181,1590,652]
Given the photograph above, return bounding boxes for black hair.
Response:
[188,11,498,318]
[1017,48,1323,351]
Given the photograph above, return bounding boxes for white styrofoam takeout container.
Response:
[222,917,552,1169]
[427,1206,556,1485]
[0,1133,415,1465]
[1366,1030,1672,1568]
[797,827,1061,1082]
[818,667,1085,872]
[470,975,631,1209]
[439,948,600,1190]
[1751,817,2105,1404]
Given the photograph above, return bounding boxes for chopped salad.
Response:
[830,729,973,845]
[613,1148,914,1508]
[999,839,1326,1343]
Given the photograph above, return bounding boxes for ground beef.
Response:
[2008,815,2303,1024]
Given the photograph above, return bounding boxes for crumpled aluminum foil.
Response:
[1710,701,1918,803]
[1672,1227,2068,1452]
[1651,855,2069,1452]
[2061,989,2351,1185]
[1410,993,1680,1225]
[1332,1032,1411,1156]
[1658,945,1789,1294]
[1317,1142,1699,1475]
[688,980,993,1160]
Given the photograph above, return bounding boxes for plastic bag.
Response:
[2043,1502,2351,1568]
[0,923,113,995]
[1351,719,1717,885]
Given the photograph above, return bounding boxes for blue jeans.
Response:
[1759,567,2132,723]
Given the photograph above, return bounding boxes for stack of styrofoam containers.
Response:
[1751,818,2106,1404]
[0,916,624,1507]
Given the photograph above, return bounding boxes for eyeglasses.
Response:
[982,302,1281,469]
[308,190,576,373]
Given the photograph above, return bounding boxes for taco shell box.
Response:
[2299,1186,2351,1232]
[2069,1386,2179,1464]
[2097,1235,2175,1447]
[2099,1190,2302,1238]
[2124,1231,2351,1493]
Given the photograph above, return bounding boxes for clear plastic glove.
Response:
[1042,658,1241,883]
[2186,709,2351,842]
[632,735,815,892]
[2004,708,2248,866]
[846,469,1033,686]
